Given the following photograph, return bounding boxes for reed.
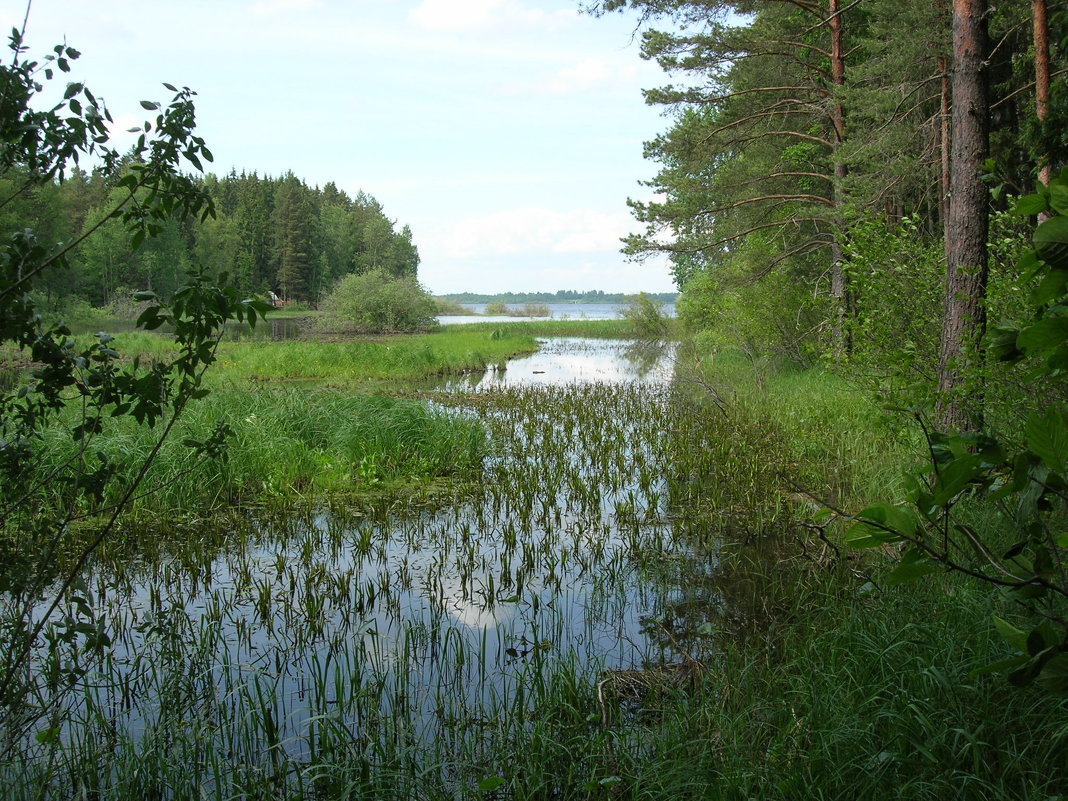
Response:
[1,337,1064,800]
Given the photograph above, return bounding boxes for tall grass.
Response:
[22,387,488,519]
[2,337,1065,799]
[659,341,1068,799]
[214,327,538,382]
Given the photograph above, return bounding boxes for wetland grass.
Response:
[213,326,540,383]
[4,365,720,799]
[3,336,1066,799]
[21,388,488,520]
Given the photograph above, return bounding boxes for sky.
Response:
[4,0,680,294]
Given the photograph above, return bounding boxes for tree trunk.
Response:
[936,0,989,432]
[1034,0,1052,188]
[939,54,951,225]
[935,0,951,227]
[829,0,852,354]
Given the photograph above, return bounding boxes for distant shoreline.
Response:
[435,291,678,305]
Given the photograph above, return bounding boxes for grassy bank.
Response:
[654,344,1068,798]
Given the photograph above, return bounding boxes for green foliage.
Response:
[433,296,471,315]
[841,214,945,403]
[0,27,266,737]
[846,171,1068,695]
[620,291,670,339]
[678,253,826,373]
[215,326,538,382]
[484,300,508,315]
[318,269,438,334]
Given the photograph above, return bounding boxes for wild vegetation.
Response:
[589,0,1068,695]
[317,269,438,334]
[3,2,1068,798]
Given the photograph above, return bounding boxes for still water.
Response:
[26,337,712,779]
[438,302,676,326]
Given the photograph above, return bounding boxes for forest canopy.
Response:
[7,165,420,311]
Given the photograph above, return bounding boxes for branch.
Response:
[680,85,824,105]
[802,0,864,35]
[700,108,832,146]
[693,193,835,216]
[648,217,831,255]
[734,129,835,149]
[990,68,1068,110]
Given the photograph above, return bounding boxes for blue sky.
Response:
[6,0,679,294]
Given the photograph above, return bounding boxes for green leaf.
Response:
[1019,248,1041,280]
[931,453,983,506]
[1037,653,1068,696]
[1050,181,1068,216]
[987,325,1023,362]
[1015,193,1049,215]
[886,548,938,585]
[139,100,160,111]
[1018,316,1068,356]
[1034,215,1068,270]
[477,776,507,792]
[970,653,1029,678]
[1031,269,1068,306]
[993,615,1028,652]
[35,727,60,745]
[1024,407,1068,473]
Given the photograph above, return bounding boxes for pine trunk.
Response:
[1034,0,1052,188]
[829,0,852,354]
[936,0,989,431]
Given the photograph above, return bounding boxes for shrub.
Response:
[484,301,509,316]
[434,297,471,315]
[319,269,438,333]
[516,302,550,317]
[621,292,669,339]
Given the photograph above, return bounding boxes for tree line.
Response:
[4,165,419,310]
[592,0,1065,431]
[592,0,1068,694]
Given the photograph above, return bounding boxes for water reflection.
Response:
[477,337,676,388]
[16,335,705,776]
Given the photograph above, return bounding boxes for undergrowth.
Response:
[661,343,1068,799]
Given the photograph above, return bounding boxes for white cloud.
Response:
[408,0,577,32]
[442,207,634,258]
[493,55,650,97]
[543,58,638,94]
[250,0,323,15]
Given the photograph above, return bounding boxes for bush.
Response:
[621,292,669,339]
[516,302,550,317]
[319,269,438,333]
[434,297,471,315]
[484,301,509,315]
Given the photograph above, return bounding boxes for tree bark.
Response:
[1034,0,1052,188]
[937,0,989,432]
[828,0,852,354]
[939,54,951,224]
